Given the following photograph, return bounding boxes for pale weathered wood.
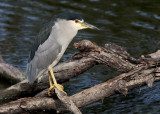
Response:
[0,56,25,83]
[55,88,82,114]
[0,40,136,101]
[0,40,159,113]
[0,65,159,113]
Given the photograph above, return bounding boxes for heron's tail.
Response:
[26,63,36,83]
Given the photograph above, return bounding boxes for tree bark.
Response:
[0,55,25,83]
[0,64,159,113]
[0,40,159,113]
[0,57,96,102]
[0,40,137,101]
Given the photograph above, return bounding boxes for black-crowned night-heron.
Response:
[26,12,98,95]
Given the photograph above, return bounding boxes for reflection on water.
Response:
[0,0,160,113]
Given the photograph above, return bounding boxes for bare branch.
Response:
[0,40,159,113]
[0,65,159,113]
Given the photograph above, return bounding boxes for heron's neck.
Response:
[48,22,78,67]
[54,22,78,51]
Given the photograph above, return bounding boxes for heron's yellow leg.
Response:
[48,66,67,95]
[48,72,55,95]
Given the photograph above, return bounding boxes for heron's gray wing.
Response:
[26,16,61,83]
[29,16,57,62]
[26,38,61,83]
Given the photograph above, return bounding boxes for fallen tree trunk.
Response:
[0,57,96,102]
[0,63,159,113]
[0,40,159,113]
[0,40,138,102]
[0,55,25,83]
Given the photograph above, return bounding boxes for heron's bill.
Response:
[80,22,99,30]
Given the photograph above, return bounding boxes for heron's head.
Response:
[55,12,98,31]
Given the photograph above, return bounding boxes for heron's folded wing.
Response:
[26,39,61,83]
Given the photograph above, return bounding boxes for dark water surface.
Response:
[0,0,160,113]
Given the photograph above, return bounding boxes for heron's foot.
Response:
[48,84,67,96]
[48,66,67,96]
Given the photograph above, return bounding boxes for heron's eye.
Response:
[75,20,79,23]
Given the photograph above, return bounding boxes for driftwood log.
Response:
[0,40,159,113]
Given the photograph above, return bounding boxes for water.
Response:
[0,0,160,113]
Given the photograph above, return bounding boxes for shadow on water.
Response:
[0,0,160,113]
